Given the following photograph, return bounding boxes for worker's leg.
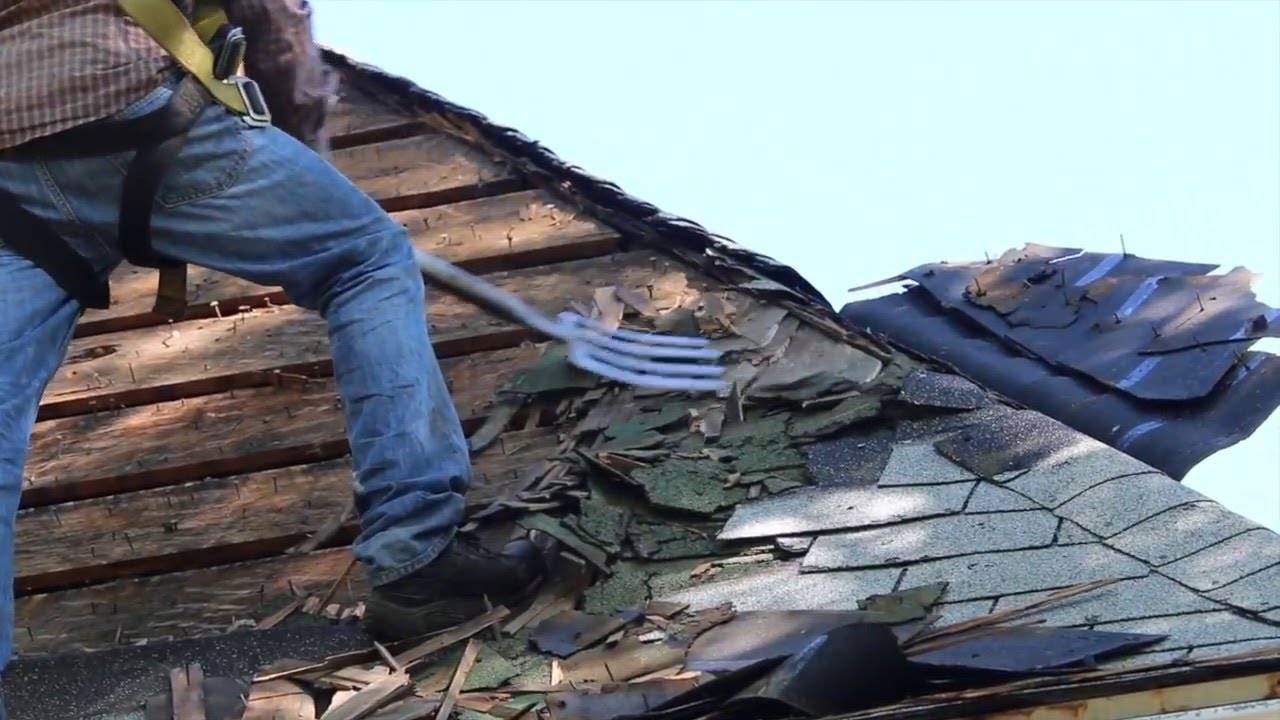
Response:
[28,87,536,600]
[0,245,82,680]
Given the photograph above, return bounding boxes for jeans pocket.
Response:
[156,107,254,208]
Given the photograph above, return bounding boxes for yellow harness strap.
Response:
[115,0,249,116]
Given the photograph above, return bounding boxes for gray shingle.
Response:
[1092,611,1280,653]
[1099,648,1190,670]
[802,511,1058,571]
[1056,520,1099,545]
[992,575,1219,626]
[1159,530,1280,591]
[1006,442,1155,508]
[878,441,977,486]
[1206,564,1280,613]
[717,482,974,541]
[1184,638,1280,661]
[964,482,1040,513]
[899,544,1148,602]
[933,599,997,626]
[1056,474,1201,538]
[1107,501,1263,566]
[658,562,900,612]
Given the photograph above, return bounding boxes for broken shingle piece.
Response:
[933,410,1093,479]
[632,458,744,516]
[788,395,882,439]
[627,518,719,560]
[530,609,642,657]
[749,327,883,400]
[505,346,599,395]
[899,370,988,410]
[717,482,974,541]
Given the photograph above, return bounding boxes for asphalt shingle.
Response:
[1183,638,1280,661]
[1092,611,1280,653]
[1056,473,1202,538]
[1206,564,1280,613]
[899,543,1148,602]
[933,600,997,626]
[1159,530,1280,591]
[1006,442,1157,508]
[802,511,1058,571]
[1055,520,1098,545]
[717,482,975,541]
[877,441,978,486]
[992,575,1219,626]
[964,482,1041,513]
[1106,501,1263,566]
[658,562,901,612]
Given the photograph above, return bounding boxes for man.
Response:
[0,0,542,688]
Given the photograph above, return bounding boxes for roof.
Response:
[7,52,1279,720]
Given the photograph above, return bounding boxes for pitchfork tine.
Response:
[414,249,727,392]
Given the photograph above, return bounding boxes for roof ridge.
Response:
[318,47,835,313]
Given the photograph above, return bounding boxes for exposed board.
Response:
[14,71,716,657]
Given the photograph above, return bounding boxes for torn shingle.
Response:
[1158,530,1280,591]
[899,370,987,410]
[1055,473,1201,538]
[933,410,1094,479]
[900,544,1149,602]
[801,512,1057,572]
[802,429,893,486]
[717,482,974,541]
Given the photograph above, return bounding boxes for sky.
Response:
[311,0,1280,528]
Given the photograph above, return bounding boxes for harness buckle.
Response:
[226,75,272,127]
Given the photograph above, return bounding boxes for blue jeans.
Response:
[0,84,470,671]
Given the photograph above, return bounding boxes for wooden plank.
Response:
[26,344,542,506]
[15,426,561,593]
[78,189,620,337]
[171,664,207,720]
[334,132,520,210]
[16,548,367,656]
[44,251,700,419]
[325,76,413,138]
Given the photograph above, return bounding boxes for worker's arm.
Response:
[225,0,337,152]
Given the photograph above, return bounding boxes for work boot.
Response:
[364,534,543,640]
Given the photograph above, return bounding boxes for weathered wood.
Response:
[325,76,413,138]
[15,425,558,593]
[335,132,521,211]
[44,252,699,419]
[16,548,367,656]
[171,664,207,720]
[78,189,620,337]
[26,344,542,506]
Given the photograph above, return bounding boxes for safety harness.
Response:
[0,0,271,319]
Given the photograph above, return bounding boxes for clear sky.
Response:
[312,0,1280,528]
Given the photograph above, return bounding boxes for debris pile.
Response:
[129,278,1277,718]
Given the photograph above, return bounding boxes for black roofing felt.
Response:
[842,284,1280,479]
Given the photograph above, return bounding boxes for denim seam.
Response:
[158,113,254,207]
[33,162,114,263]
[368,525,456,587]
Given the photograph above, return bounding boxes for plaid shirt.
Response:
[0,0,335,151]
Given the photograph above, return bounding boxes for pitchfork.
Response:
[414,249,727,392]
